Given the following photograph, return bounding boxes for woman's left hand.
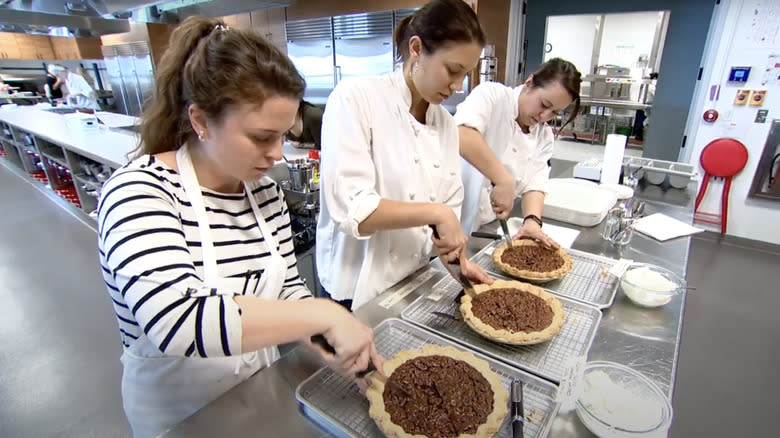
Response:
[512,219,560,249]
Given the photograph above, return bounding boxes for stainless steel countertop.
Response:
[163,171,695,438]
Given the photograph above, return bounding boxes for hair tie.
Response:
[213,23,229,33]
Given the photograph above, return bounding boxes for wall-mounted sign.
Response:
[734,88,750,105]
[703,109,719,122]
[728,66,752,82]
[750,90,767,106]
[755,109,768,123]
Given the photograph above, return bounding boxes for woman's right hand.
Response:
[431,205,468,263]
[313,302,384,378]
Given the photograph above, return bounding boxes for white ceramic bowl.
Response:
[576,361,673,437]
[620,263,683,308]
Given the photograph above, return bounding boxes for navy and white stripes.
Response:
[97,155,310,357]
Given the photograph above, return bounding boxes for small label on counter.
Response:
[557,354,588,413]
[378,269,438,309]
[609,258,633,278]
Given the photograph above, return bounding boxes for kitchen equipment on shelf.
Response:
[286,158,317,192]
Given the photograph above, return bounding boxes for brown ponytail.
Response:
[137,16,305,157]
[529,58,582,135]
[394,0,486,63]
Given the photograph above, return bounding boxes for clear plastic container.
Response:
[576,361,673,437]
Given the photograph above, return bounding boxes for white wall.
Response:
[544,14,597,75]
[683,0,780,245]
[599,11,662,73]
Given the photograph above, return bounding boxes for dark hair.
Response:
[137,16,305,156]
[529,58,582,134]
[394,0,486,63]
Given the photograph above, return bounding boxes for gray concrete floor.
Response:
[1,160,779,437]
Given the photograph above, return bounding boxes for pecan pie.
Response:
[492,239,573,281]
[460,279,565,345]
[366,345,508,438]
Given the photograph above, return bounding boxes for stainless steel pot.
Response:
[286,158,315,192]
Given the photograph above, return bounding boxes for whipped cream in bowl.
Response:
[620,263,683,308]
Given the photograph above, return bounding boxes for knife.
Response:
[499,219,514,248]
[429,225,477,299]
[471,231,502,240]
[310,334,378,379]
[511,379,525,438]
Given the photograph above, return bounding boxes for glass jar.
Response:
[601,207,634,245]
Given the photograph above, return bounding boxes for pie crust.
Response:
[492,239,573,281]
[366,345,508,438]
[460,279,565,345]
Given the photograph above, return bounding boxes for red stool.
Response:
[694,138,748,234]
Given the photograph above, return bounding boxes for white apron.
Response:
[120,144,287,438]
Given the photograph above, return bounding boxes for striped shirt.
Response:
[97,155,310,358]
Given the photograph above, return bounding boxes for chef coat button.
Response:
[429,194,437,201]
[450,171,456,176]
[414,155,420,164]
[512,147,517,153]
[433,162,441,169]
[516,177,522,184]
[409,192,416,200]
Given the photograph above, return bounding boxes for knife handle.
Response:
[471,231,501,240]
[310,335,376,378]
[512,420,524,438]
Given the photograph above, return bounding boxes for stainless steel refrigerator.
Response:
[101,42,155,117]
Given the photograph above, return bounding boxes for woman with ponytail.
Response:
[97,17,380,437]
[455,58,581,248]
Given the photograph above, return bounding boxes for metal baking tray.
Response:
[401,275,602,384]
[296,318,560,438]
[472,240,620,309]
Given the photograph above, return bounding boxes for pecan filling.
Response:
[383,355,494,438]
[471,288,554,332]
[500,245,564,272]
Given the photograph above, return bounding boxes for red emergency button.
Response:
[703,109,719,123]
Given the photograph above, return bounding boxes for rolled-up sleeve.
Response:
[320,80,381,240]
[453,83,500,134]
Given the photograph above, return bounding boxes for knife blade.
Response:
[511,379,525,438]
[499,219,514,248]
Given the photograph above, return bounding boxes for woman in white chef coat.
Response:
[97,17,379,438]
[456,58,581,248]
[316,0,492,310]
[48,64,100,110]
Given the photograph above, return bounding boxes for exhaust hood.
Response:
[0,0,293,37]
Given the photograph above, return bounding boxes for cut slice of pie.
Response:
[492,239,573,281]
[460,279,565,345]
[366,345,508,438]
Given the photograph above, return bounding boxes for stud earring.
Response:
[197,131,205,141]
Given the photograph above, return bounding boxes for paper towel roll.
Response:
[600,134,627,185]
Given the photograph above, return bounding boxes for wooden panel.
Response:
[50,36,77,59]
[34,35,55,60]
[100,22,149,46]
[286,0,425,21]
[146,23,177,67]
[476,0,510,84]
[0,32,21,59]
[76,37,103,60]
